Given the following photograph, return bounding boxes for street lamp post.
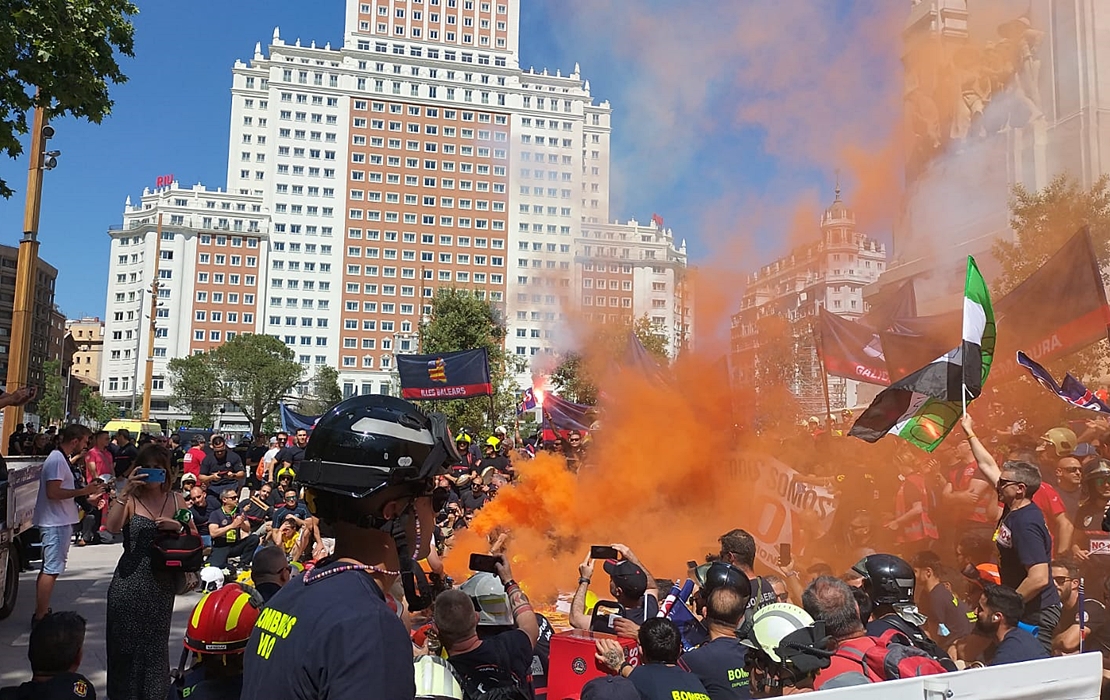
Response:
[1,103,55,451]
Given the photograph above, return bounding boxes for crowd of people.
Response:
[6,391,1110,699]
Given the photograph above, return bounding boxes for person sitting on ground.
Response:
[596,617,710,699]
[172,583,264,699]
[269,515,310,562]
[207,488,260,571]
[571,544,659,632]
[435,555,539,696]
[975,584,1049,666]
[0,611,96,700]
[250,545,293,603]
[239,483,274,533]
[271,487,310,527]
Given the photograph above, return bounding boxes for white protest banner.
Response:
[735,454,837,572]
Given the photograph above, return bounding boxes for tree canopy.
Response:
[168,334,303,435]
[419,288,522,432]
[298,365,342,417]
[78,385,114,427]
[0,0,138,197]
[36,358,63,425]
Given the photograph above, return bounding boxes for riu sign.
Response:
[155,174,174,187]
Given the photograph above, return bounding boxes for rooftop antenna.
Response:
[834,168,842,201]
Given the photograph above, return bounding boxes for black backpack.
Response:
[877,614,958,672]
[453,644,532,700]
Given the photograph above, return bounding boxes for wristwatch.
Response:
[578,577,591,585]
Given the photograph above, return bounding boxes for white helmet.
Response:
[414,655,464,699]
[458,572,513,626]
[740,603,814,663]
[200,565,225,593]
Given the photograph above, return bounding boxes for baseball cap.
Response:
[603,559,647,595]
[181,472,197,484]
[1074,443,1099,458]
[581,676,640,700]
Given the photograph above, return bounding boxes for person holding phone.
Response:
[32,425,105,626]
[105,443,198,700]
[200,436,246,515]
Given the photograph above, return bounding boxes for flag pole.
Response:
[811,323,834,430]
[961,255,969,418]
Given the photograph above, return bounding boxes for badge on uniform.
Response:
[73,680,88,698]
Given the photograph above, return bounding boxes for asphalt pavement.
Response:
[0,541,199,693]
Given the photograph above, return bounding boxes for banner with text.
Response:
[731,453,838,572]
[397,348,493,400]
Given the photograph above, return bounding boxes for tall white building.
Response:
[101,185,270,422]
[573,218,691,358]
[223,0,612,398]
[102,0,631,418]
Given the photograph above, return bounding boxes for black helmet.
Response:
[298,395,459,500]
[852,554,915,606]
[695,561,752,599]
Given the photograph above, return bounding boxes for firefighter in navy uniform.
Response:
[241,395,459,700]
[855,553,958,671]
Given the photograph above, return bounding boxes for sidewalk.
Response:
[0,542,199,693]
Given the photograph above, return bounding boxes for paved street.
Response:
[0,542,198,692]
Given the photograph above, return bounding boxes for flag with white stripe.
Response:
[849,257,995,452]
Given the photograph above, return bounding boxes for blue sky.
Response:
[0,1,899,319]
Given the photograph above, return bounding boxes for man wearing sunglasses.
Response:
[961,413,1060,654]
[1049,559,1106,655]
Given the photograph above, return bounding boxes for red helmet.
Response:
[184,583,263,654]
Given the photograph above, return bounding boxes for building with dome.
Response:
[729,188,888,414]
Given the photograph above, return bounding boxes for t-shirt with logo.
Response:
[0,672,97,700]
[1053,596,1107,650]
[448,628,534,696]
[274,445,306,477]
[926,583,973,641]
[201,450,245,493]
[678,636,751,699]
[242,563,414,699]
[531,614,555,699]
[746,577,778,611]
[33,450,79,528]
[995,503,1059,619]
[183,446,208,478]
[1073,501,1110,588]
[210,508,242,548]
[628,664,710,700]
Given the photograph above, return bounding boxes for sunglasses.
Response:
[1061,467,1083,473]
[222,496,238,501]
[1053,576,1072,585]
[997,478,1024,490]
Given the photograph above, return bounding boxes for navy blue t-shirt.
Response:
[449,628,534,695]
[201,450,245,493]
[679,637,751,700]
[990,627,1049,666]
[995,503,1060,617]
[628,664,710,700]
[241,562,414,700]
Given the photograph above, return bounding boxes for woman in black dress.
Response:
[104,443,197,699]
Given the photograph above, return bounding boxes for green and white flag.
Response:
[849,257,995,452]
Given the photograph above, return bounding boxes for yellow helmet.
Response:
[455,433,472,445]
[1041,427,1077,457]
[484,436,501,449]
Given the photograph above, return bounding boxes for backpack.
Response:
[877,614,959,672]
[834,630,949,682]
[455,669,531,700]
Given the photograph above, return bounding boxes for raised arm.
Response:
[960,413,1000,486]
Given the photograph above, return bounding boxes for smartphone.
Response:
[779,542,791,565]
[686,559,698,570]
[469,553,501,573]
[590,545,620,560]
[136,467,167,483]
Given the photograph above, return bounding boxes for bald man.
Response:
[1056,457,1083,520]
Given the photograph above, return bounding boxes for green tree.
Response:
[993,174,1110,383]
[299,365,342,416]
[0,0,138,198]
[167,353,220,427]
[549,316,671,405]
[78,385,114,427]
[419,288,522,432]
[995,174,1110,295]
[37,358,63,425]
[211,333,303,437]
